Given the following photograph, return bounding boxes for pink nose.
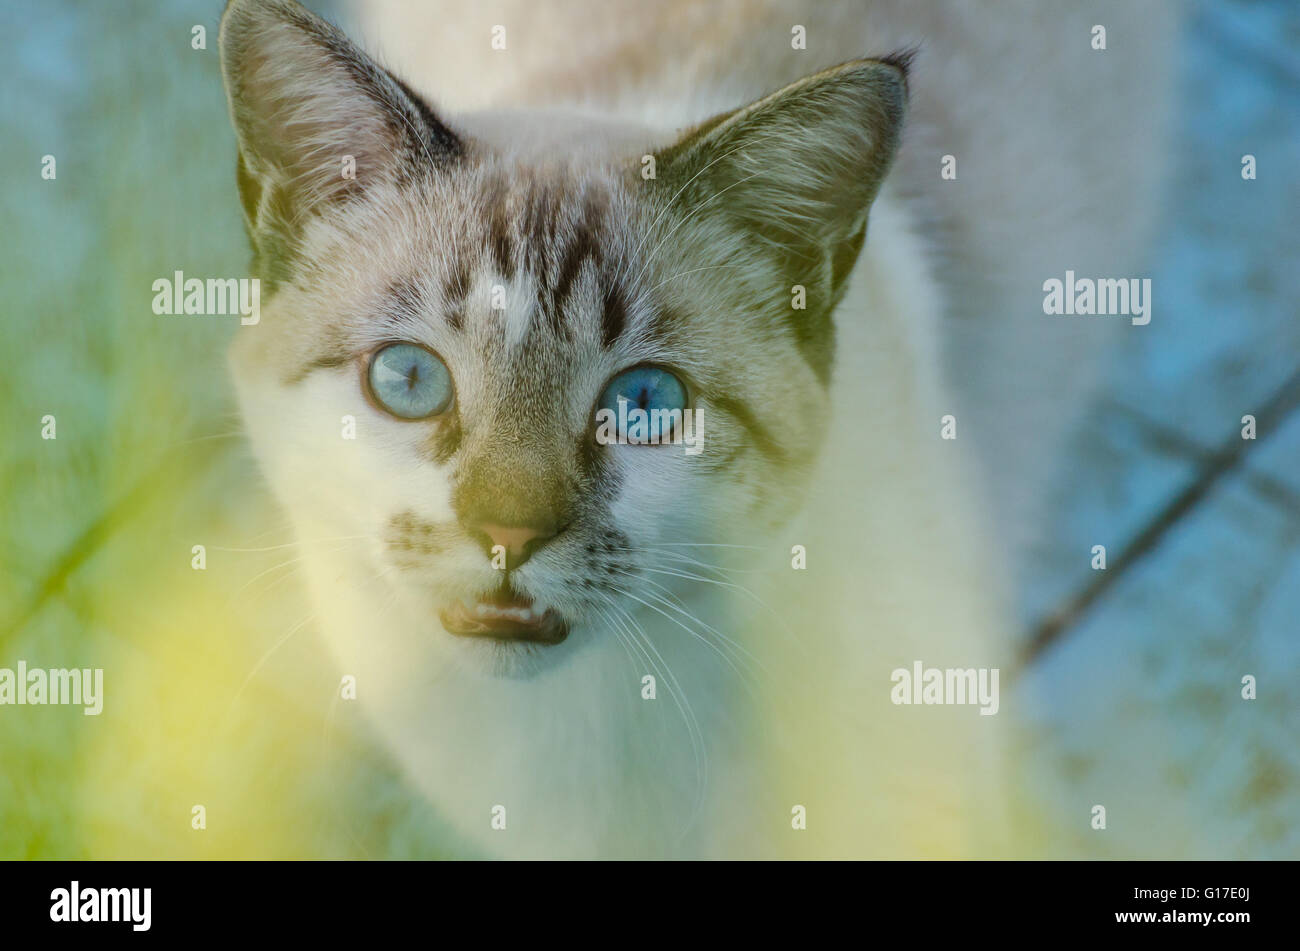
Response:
[477,523,553,563]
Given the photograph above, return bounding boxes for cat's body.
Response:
[219,0,1173,857]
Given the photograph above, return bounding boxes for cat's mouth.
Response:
[438,589,568,645]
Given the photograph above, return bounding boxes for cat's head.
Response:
[219,0,906,676]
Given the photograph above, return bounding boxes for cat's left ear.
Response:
[650,55,909,310]
[219,0,461,252]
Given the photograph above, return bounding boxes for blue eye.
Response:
[368,343,454,419]
[596,365,688,441]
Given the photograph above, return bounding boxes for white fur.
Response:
[220,0,1175,857]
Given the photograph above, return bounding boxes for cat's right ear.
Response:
[646,56,909,383]
[219,0,461,254]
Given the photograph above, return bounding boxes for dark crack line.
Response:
[1102,399,1300,515]
[1021,366,1300,669]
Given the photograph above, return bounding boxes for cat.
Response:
[218,0,1173,858]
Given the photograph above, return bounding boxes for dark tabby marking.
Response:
[385,509,459,556]
[548,226,597,329]
[425,417,463,465]
[576,428,622,499]
[387,277,427,321]
[600,284,627,347]
[487,186,517,280]
[709,392,791,467]
[286,278,434,385]
[283,351,350,386]
[441,264,470,330]
[480,174,629,346]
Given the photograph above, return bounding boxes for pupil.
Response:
[405,364,420,390]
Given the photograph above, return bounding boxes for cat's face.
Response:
[220,0,904,676]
